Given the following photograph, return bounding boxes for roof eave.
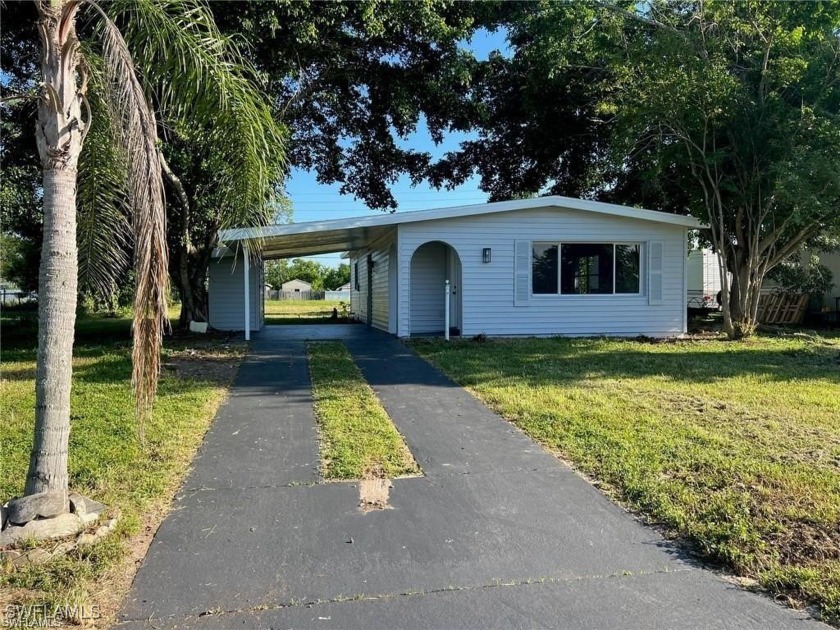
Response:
[218,196,705,244]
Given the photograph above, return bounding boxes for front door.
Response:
[446,248,462,333]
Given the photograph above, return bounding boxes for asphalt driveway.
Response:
[118,325,828,629]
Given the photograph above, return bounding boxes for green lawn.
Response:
[307,340,420,480]
[0,310,243,623]
[412,333,840,624]
[264,299,345,325]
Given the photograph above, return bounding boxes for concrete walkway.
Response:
[118,326,827,629]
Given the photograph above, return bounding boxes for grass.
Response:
[411,333,840,624]
[0,308,244,624]
[307,340,420,480]
[264,299,345,325]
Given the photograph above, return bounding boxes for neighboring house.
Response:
[0,283,31,305]
[210,196,702,338]
[686,248,724,309]
[687,245,840,311]
[281,278,311,293]
[336,281,352,292]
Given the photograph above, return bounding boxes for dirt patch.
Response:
[359,478,393,512]
[359,466,393,512]
[163,342,246,386]
[770,520,840,565]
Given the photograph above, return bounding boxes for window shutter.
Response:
[514,240,531,306]
[648,241,664,305]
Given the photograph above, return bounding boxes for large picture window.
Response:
[532,242,641,295]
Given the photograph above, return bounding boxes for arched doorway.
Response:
[409,241,462,336]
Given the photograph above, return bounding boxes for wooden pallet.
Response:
[757,293,809,325]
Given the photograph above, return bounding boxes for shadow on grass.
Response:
[2,313,136,352]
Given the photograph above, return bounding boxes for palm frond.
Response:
[107,0,287,232]
[76,51,132,303]
[95,5,169,435]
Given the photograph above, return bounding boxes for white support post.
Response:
[244,243,251,341]
[444,279,450,341]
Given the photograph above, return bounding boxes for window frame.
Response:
[530,241,644,297]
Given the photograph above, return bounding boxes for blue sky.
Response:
[284,28,508,267]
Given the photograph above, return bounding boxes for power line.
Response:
[286,190,488,198]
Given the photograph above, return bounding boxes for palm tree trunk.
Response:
[26,169,78,497]
[25,0,84,502]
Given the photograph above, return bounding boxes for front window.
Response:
[532,242,641,295]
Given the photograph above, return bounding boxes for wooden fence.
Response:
[265,290,325,301]
[757,292,809,325]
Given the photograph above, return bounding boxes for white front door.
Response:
[446,248,462,332]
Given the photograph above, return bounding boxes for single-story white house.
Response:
[281,278,312,293]
[209,196,703,338]
[336,281,353,292]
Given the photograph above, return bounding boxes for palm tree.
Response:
[76,0,286,330]
[23,0,166,512]
[9,0,284,528]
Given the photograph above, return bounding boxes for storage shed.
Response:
[211,196,703,338]
[208,248,264,334]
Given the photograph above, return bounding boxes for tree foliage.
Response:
[1,0,287,327]
[428,3,621,200]
[425,1,840,338]
[610,1,840,337]
[211,0,512,209]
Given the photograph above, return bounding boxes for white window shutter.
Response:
[514,240,531,306]
[648,241,664,305]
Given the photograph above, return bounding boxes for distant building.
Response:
[336,281,352,292]
[280,279,312,293]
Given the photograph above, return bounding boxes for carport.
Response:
[209,217,393,339]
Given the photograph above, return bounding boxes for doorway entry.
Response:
[409,241,462,335]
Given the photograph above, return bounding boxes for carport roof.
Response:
[218,195,704,259]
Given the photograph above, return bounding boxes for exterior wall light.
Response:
[482,248,492,263]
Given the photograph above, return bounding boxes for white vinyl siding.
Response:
[398,207,688,337]
[348,230,396,332]
[208,252,263,332]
